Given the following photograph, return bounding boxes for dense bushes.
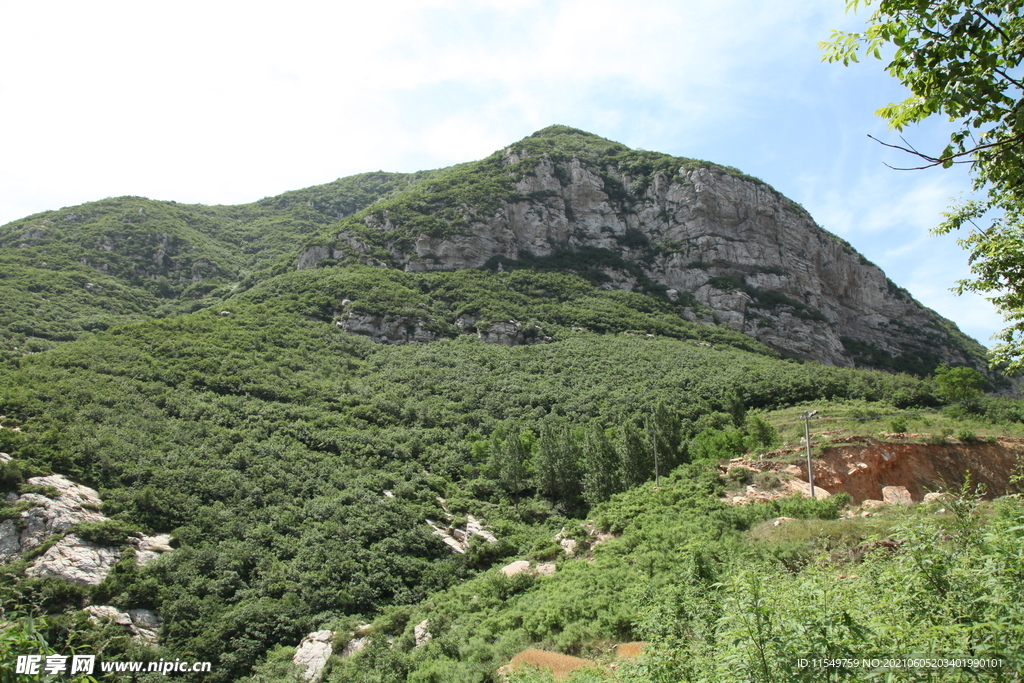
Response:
[0,260,981,681]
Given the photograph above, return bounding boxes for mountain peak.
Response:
[295,130,989,378]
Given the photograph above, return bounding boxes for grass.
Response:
[760,399,1024,454]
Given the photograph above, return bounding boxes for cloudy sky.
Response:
[0,0,1003,347]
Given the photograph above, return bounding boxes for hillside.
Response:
[0,172,427,362]
[0,126,992,378]
[0,127,1021,682]
[296,126,989,376]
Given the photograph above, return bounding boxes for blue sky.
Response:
[0,0,1003,348]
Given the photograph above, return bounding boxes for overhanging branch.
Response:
[869,132,1024,170]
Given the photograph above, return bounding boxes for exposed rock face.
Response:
[293,630,334,682]
[299,147,984,371]
[500,560,531,577]
[336,312,446,344]
[339,636,368,658]
[476,320,551,346]
[0,474,107,560]
[729,437,1024,504]
[87,606,162,643]
[808,438,1024,503]
[413,619,431,647]
[131,533,174,566]
[25,534,120,585]
[425,514,498,554]
[499,560,556,577]
[0,468,173,584]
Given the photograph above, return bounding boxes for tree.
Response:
[490,429,534,511]
[534,422,584,511]
[617,422,653,490]
[582,424,622,504]
[820,1,1024,371]
[934,362,986,403]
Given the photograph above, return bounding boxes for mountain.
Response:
[1,125,989,377]
[0,172,427,361]
[296,126,987,376]
[1,126,1020,683]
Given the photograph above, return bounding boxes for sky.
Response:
[0,0,1004,348]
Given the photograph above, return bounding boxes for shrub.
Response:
[727,467,752,484]
[888,416,908,433]
[69,519,139,547]
[954,427,977,442]
[17,484,60,498]
[773,494,842,520]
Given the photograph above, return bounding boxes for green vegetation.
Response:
[322,472,1023,683]
[0,263,981,681]
[0,126,1020,682]
[0,173,422,362]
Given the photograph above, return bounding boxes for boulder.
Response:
[426,515,499,554]
[414,619,431,647]
[87,606,162,643]
[292,630,334,682]
[26,535,120,585]
[131,533,173,566]
[882,486,913,505]
[128,609,161,643]
[339,637,368,658]
[465,515,498,543]
[87,605,132,627]
[500,560,531,577]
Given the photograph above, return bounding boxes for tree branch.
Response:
[868,132,1024,170]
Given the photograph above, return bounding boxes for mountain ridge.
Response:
[295,126,991,377]
[0,125,993,381]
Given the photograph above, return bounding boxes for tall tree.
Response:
[534,421,584,511]
[821,1,1024,371]
[618,422,653,490]
[582,424,622,504]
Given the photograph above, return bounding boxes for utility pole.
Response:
[802,410,817,499]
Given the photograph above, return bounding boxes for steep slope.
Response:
[297,126,987,376]
[0,172,426,361]
[0,266,955,681]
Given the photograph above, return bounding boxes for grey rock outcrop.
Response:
[340,636,368,658]
[87,606,162,643]
[338,626,370,659]
[500,560,531,577]
[293,630,334,682]
[413,619,431,647]
[131,533,173,567]
[25,534,120,585]
[477,320,550,346]
[426,514,498,554]
[0,474,106,560]
[336,312,446,344]
[299,144,985,371]
[0,468,173,584]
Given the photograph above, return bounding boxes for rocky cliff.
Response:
[297,127,987,375]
